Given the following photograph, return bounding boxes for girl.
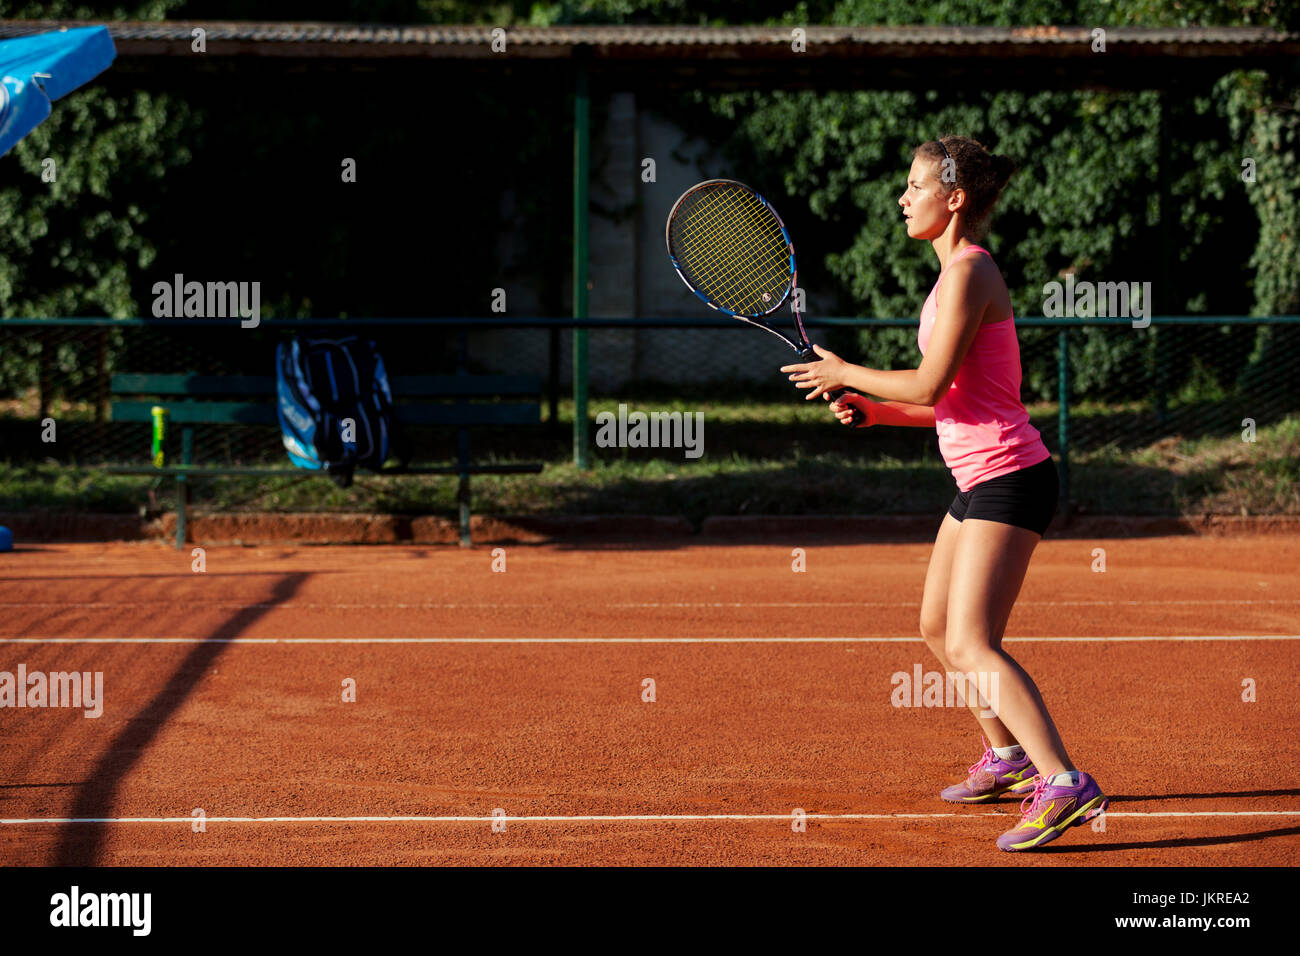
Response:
[780,136,1108,851]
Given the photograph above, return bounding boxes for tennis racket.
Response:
[665,178,864,425]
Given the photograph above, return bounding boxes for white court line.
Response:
[2,635,1299,644]
[1,599,1298,610]
[1,811,1297,825]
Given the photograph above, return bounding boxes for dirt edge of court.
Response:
[2,510,1300,545]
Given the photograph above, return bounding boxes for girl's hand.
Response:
[824,391,874,427]
[779,344,850,401]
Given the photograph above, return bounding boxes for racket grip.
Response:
[827,388,867,427]
[795,348,867,427]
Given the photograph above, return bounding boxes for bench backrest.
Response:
[110,374,541,427]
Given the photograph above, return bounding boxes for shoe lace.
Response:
[1018,773,1051,819]
[966,736,995,777]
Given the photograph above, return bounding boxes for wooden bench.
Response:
[106,373,544,548]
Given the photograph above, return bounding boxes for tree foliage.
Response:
[0,1,194,395]
[0,0,1295,409]
[669,0,1298,402]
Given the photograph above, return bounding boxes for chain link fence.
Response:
[1,316,1297,495]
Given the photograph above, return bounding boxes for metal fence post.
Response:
[177,426,193,549]
[1057,327,1070,519]
[572,51,590,469]
[1155,93,1170,427]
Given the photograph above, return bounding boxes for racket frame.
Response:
[665,178,813,355]
[665,178,864,423]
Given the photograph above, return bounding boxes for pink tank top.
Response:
[917,245,1050,492]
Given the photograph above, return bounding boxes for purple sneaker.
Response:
[996,770,1109,851]
[941,737,1038,804]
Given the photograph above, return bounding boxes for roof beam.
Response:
[2,21,1296,91]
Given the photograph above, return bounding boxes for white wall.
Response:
[468,92,785,389]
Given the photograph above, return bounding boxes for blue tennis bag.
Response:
[276,336,398,488]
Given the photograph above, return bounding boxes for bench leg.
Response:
[458,474,471,548]
[177,425,193,551]
[175,475,187,549]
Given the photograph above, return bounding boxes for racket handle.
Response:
[796,347,867,427]
[827,388,867,427]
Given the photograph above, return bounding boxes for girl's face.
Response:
[898,156,954,240]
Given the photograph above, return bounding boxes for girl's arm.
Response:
[782,256,992,406]
[866,399,936,428]
[829,394,935,428]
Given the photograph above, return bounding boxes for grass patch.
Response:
[1,403,1297,519]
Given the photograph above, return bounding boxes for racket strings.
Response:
[688,192,787,307]
[673,185,791,315]
[676,192,766,283]
[683,191,787,311]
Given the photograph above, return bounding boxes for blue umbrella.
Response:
[0,25,116,158]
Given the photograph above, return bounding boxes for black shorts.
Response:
[947,455,1059,537]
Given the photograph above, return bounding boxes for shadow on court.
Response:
[0,569,354,584]
[1035,824,1300,853]
[52,571,310,866]
[1110,787,1300,801]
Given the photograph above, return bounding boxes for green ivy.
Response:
[0,3,196,396]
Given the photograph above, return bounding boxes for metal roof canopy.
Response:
[1,21,1297,91]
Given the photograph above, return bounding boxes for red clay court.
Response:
[1,530,1297,866]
